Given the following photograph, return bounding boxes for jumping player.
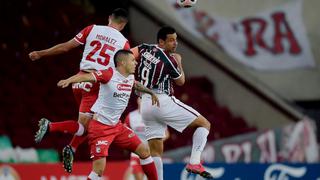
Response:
[57,50,158,179]
[131,26,213,179]
[31,8,130,173]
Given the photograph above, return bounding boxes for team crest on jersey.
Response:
[152,47,158,52]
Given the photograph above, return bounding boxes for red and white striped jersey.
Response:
[74,25,130,71]
[90,67,135,125]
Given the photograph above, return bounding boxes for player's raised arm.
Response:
[57,73,95,88]
[29,38,81,61]
[172,53,185,86]
[134,81,160,107]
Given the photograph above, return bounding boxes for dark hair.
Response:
[157,26,176,42]
[111,8,128,23]
[114,49,133,67]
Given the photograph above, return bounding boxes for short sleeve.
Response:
[123,40,130,50]
[91,67,114,84]
[167,55,181,79]
[73,25,94,45]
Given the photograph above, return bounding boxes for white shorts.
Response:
[141,94,200,140]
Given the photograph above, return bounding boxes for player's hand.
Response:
[57,80,70,88]
[29,51,41,61]
[151,93,160,107]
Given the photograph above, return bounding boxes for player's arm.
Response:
[57,73,95,88]
[172,53,185,86]
[58,67,113,88]
[134,81,160,107]
[29,39,81,61]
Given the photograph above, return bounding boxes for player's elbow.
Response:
[175,78,185,86]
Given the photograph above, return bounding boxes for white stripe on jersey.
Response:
[156,46,180,75]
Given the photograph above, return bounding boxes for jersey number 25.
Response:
[86,40,115,66]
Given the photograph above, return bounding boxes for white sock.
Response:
[190,127,209,164]
[152,156,163,180]
[75,122,85,136]
[88,171,101,180]
[140,156,154,165]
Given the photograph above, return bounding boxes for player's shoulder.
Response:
[171,53,182,61]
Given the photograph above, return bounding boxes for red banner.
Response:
[0,161,129,180]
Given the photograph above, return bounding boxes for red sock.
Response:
[141,160,158,180]
[49,120,79,134]
[70,135,87,151]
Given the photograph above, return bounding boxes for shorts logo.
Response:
[96,140,108,146]
[96,146,101,153]
[128,133,135,138]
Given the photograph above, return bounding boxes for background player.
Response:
[131,26,213,179]
[30,8,130,173]
[57,50,158,179]
[124,98,169,180]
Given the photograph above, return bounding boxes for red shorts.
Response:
[130,153,144,174]
[88,120,142,160]
[72,71,99,113]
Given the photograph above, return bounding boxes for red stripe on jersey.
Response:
[123,41,131,50]
[93,67,113,84]
[74,25,94,44]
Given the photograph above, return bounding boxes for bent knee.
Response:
[135,143,151,159]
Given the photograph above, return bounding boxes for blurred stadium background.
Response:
[0,0,319,179]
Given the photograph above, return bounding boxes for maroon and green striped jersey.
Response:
[136,43,181,96]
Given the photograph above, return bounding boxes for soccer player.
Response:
[30,8,130,172]
[57,50,158,180]
[131,26,213,179]
[124,98,169,180]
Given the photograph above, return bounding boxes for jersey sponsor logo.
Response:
[141,51,160,64]
[72,82,93,92]
[113,92,130,99]
[76,32,83,39]
[117,84,132,91]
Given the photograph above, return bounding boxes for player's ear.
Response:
[159,39,165,46]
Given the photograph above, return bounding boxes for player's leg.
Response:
[148,138,164,180]
[127,153,145,180]
[88,157,106,180]
[87,119,115,179]
[140,94,167,180]
[165,96,212,178]
[34,118,84,143]
[63,82,99,173]
[114,124,158,180]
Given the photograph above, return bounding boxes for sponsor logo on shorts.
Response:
[128,133,135,138]
[96,140,108,146]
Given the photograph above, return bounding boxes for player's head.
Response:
[157,26,178,53]
[108,8,129,30]
[114,49,137,75]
